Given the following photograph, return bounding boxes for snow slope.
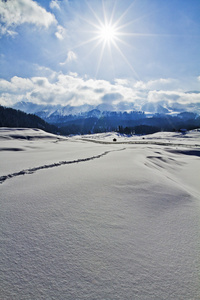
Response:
[0,128,200,299]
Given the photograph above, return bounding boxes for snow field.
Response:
[0,128,200,299]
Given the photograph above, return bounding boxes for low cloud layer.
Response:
[0,69,199,112]
[148,90,200,105]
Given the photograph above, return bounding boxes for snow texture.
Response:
[0,128,200,299]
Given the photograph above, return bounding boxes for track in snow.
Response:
[0,148,125,184]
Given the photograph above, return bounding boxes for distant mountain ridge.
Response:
[1,104,200,136]
[0,105,58,134]
[12,100,200,122]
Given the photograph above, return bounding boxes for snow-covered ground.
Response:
[1,128,200,299]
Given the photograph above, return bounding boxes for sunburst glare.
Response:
[79,1,140,79]
[73,1,178,80]
[98,23,118,43]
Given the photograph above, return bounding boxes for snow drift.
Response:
[0,128,200,299]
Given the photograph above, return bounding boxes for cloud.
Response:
[101,93,123,103]
[148,90,200,104]
[94,88,105,93]
[0,0,65,39]
[0,73,199,110]
[67,51,77,62]
[0,0,57,36]
[0,25,17,37]
[0,73,123,107]
[50,0,61,10]
[114,79,129,86]
[0,76,33,93]
[134,78,178,91]
[0,72,140,109]
[68,72,78,77]
[60,51,77,65]
[55,25,66,40]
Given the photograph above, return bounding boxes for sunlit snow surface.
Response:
[0,128,200,299]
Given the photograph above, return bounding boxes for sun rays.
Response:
[65,1,186,81]
[67,1,171,80]
[79,1,140,79]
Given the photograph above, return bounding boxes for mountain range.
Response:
[12,100,200,122]
[7,101,199,135]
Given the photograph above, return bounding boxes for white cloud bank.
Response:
[0,71,199,110]
[148,90,200,105]
[0,0,64,39]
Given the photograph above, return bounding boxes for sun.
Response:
[73,1,140,79]
[98,24,118,43]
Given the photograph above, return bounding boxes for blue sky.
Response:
[0,0,200,110]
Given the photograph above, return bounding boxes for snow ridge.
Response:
[81,138,200,148]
